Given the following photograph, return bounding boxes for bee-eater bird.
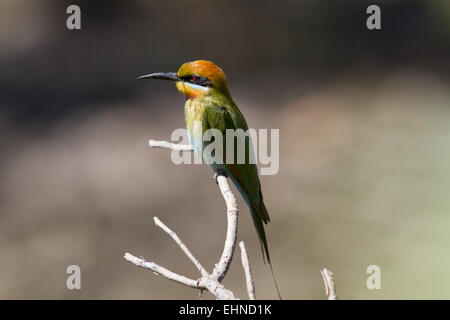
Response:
[138,60,280,297]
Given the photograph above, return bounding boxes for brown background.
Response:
[0,0,450,299]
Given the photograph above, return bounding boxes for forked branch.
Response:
[124,139,255,300]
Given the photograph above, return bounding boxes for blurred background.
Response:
[0,0,450,299]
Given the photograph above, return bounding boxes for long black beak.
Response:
[137,72,180,81]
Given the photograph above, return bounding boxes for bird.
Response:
[138,60,280,298]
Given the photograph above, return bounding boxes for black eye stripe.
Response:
[181,75,213,86]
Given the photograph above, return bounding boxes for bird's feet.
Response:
[213,169,228,184]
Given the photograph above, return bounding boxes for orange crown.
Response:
[177,60,230,97]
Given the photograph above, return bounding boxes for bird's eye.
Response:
[191,75,196,82]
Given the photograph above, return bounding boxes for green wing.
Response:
[205,103,271,262]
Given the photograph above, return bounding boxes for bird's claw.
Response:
[213,170,228,184]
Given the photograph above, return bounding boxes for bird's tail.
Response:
[250,200,282,300]
[249,200,270,262]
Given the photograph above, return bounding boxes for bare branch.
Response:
[124,253,198,288]
[125,138,244,299]
[153,216,208,277]
[239,241,255,300]
[124,248,238,299]
[148,139,193,151]
[125,139,266,300]
[211,175,239,282]
[320,268,337,300]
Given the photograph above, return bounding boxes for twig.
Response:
[124,253,198,288]
[320,268,337,300]
[239,241,255,300]
[153,217,208,277]
[149,139,193,151]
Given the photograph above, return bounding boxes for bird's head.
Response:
[138,60,230,99]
